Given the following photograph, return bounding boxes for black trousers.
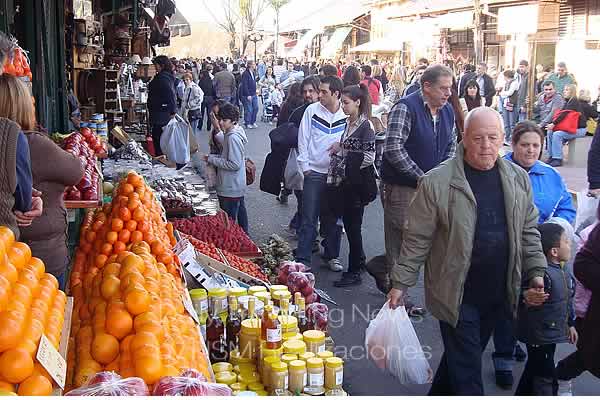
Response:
[342,205,365,275]
[199,96,215,131]
[151,123,166,156]
[556,350,587,381]
[515,344,558,395]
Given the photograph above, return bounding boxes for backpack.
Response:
[245,158,256,185]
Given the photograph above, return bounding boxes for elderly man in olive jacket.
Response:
[388,107,547,396]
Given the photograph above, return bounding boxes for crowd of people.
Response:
[2,27,599,396]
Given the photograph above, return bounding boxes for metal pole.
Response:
[473,0,483,64]
[275,9,279,58]
[254,39,257,62]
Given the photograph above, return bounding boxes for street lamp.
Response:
[248,32,264,62]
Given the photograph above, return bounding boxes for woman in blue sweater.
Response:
[491,120,576,389]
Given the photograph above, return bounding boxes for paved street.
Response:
[197,117,597,396]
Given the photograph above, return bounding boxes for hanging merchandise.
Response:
[0,34,32,81]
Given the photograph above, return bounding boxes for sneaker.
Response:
[252,123,259,128]
[276,194,289,204]
[514,343,527,362]
[549,158,563,167]
[495,370,514,390]
[333,272,362,287]
[326,258,343,272]
[557,379,573,396]
[244,124,252,130]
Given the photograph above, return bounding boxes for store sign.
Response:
[37,335,67,389]
[498,5,539,35]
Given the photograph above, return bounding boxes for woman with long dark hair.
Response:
[328,83,378,287]
[342,65,361,88]
[459,79,484,117]
[148,55,177,155]
[277,82,304,126]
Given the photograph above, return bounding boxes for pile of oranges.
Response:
[67,172,211,392]
[0,226,67,396]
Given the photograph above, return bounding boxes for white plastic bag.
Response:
[284,148,303,191]
[365,301,431,385]
[160,115,191,164]
[575,189,599,233]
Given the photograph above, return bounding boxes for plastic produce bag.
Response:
[277,261,310,284]
[284,148,303,191]
[575,189,599,234]
[306,303,328,331]
[152,371,231,396]
[65,372,149,396]
[160,115,191,165]
[365,301,431,385]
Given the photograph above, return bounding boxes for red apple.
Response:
[87,371,121,386]
[152,376,184,396]
[120,377,150,396]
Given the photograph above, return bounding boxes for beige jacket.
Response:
[391,143,546,327]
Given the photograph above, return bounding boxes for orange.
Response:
[7,246,26,270]
[135,321,163,339]
[100,243,113,256]
[125,220,137,232]
[95,254,108,269]
[0,227,15,249]
[105,309,133,340]
[120,183,135,195]
[91,220,104,232]
[14,339,38,357]
[91,333,120,364]
[134,356,162,384]
[85,229,97,243]
[31,363,51,383]
[0,381,14,392]
[133,312,158,330]
[118,207,132,222]
[118,229,131,243]
[17,375,52,396]
[113,241,127,254]
[142,231,155,244]
[18,268,40,297]
[105,356,120,373]
[127,199,141,211]
[0,262,18,285]
[26,257,45,279]
[124,288,150,316]
[12,282,32,309]
[0,348,34,383]
[137,220,150,233]
[150,240,165,256]
[11,242,31,263]
[100,275,120,300]
[127,173,143,187]
[102,263,121,278]
[132,208,145,222]
[157,253,173,266]
[111,218,124,232]
[121,254,144,271]
[130,332,159,352]
[41,273,59,291]
[105,231,118,244]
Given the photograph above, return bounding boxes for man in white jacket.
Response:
[295,75,347,271]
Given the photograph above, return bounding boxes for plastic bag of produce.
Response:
[65,372,150,396]
[365,301,431,385]
[306,302,328,330]
[287,272,316,298]
[284,148,303,191]
[160,115,191,165]
[152,370,231,396]
[277,261,310,284]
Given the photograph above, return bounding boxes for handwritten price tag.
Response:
[36,334,66,389]
[174,240,196,266]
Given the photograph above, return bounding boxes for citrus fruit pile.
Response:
[0,226,67,396]
[66,172,211,392]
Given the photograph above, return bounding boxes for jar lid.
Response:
[263,355,281,366]
[325,357,344,368]
[269,285,288,295]
[283,340,306,355]
[249,286,268,295]
[317,351,334,360]
[261,346,283,358]
[255,292,271,301]
[271,361,288,373]
[234,364,258,375]
[288,360,307,371]
[212,362,233,373]
[189,288,207,299]
[306,357,324,369]
[248,382,265,392]
[215,371,237,385]
[230,350,254,365]
[229,287,248,297]
[281,354,298,364]
[238,371,261,384]
[208,287,227,297]
[241,319,261,335]
[299,352,316,362]
[303,330,325,343]
[231,382,247,391]
[283,332,304,342]
[272,290,291,300]
[278,315,298,329]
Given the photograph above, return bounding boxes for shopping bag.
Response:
[552,109,580,134]
[160,115,190,165]
[575,189,599,233]
[284,148,303,191]
[365,301,431,384]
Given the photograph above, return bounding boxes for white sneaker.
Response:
[327,258,344,272]
[557,380,573,396]
[252,123,259,128]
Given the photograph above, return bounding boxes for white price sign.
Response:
[36,334,66,389]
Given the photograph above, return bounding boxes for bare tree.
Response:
[202,0,241,57]
[268,0,291,58]
[239,0,268,55]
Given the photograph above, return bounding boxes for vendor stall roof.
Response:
[320,27,352,59]
[279,0,368,33]
[349,37,404,53]
[169,8,191,37]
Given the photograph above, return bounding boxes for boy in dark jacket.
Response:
[516,222,578,395]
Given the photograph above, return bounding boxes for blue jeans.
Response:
[289,190,303,231]
[295,172,342,264]
[547,128,587,160]
[492,312,517,373]
[55,271,67,292]
[241,95,259,126]
[502,107,518,141]
[429,303,504,395]
[218,196,249,233]
[518,109,528,123]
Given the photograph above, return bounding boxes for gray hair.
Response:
[464,107,504,135]
[421,64,453,86]
[478,62,488,69]
[557,61,567,69]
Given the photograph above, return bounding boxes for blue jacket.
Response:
[239,69,257,98]
[505,153,576,224]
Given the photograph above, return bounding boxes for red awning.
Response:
[284,39,297,48]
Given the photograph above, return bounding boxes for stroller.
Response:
[260,87,274,123]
